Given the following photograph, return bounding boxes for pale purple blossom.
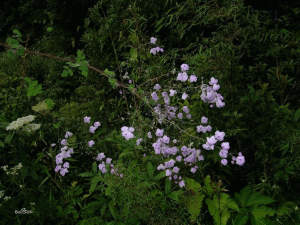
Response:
[88,140,95,147]
[84,116,91,123]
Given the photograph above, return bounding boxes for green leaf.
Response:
[220,193,239,212]
[294,108,300,122]
[0,140,4,147]
[104,68,115,78]
[130,48,138,61]
[154,171,165,181]
[13,29,22,37]
[81,70,88,77]
[185,178,201,191]
[78,172,94,177]
[61,70,69,77]
[92,162,97,174]
[77,50,82,57]
[167,190,184,202]
[53,123,60,128]
[204,175,214,197]
[108,201,118,220]
[119,151,134,159]
[147,161,154,179]
[236,185,252,207]
[45,99,55,109]
[233,214,249,225]
[246,193,275,207]
[8,50,15,59]
[46,27,53,32]
[5,133,14,143]
[251,206,276,218]
[17,47,25,56]
[38,176,50,189]
[165,177,171,195]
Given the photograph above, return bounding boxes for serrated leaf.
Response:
[187,193,205,222]
[185,178,201,191]
[147,161,154,179]
[220,193,239,212]
[246,193,275,207]
[233,214,249,225]
[167,190,184,202]
[204,175,214,197]
[108,201,118,220]
[251,206,276,218]
[238,185,252,207]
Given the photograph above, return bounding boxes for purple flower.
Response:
[161,135,170,144]
[155,129,164,137]
[186,114,191,119]
[129,80,132,84]
[213,84,220,91]
[147,132,152,138]
[106,158,112,164]
[183,106,189,114]
[177,113,183,119]
[219,150,228,158]
[173,167,180,173]
[181,64,189,72]
[151,92,159,101]
[201,116,208,124]
[191,168,197,173]
[120,174,123,178]
[84,116,91,123]
[119,90,122,94]
[98,163,105,170]
[215,131,225,141]
[65,131,73,139]
[94,121,101,128]
[209,77,218,85]
[51,143,56,147]
[179,180,185,188]
[166,169,172,176]
[221,159,228,166]
[101,168,107,174]
[89,126,97,133]
[236,153,245,166]
[189,75,197,82]
[88,140,95,147]
[207,136,217,145]
[60,168,68,176]
[154,84,161,90]
[173,139,177,143]
[61,139,68,146]
[96,153,105,161]
[150,37,157,44]
[63,162,69,168]
[221,142,230,150]
[150,48,157,55]
[182,92,188,100]
[169,89,177,96]
[55,165,61,172]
